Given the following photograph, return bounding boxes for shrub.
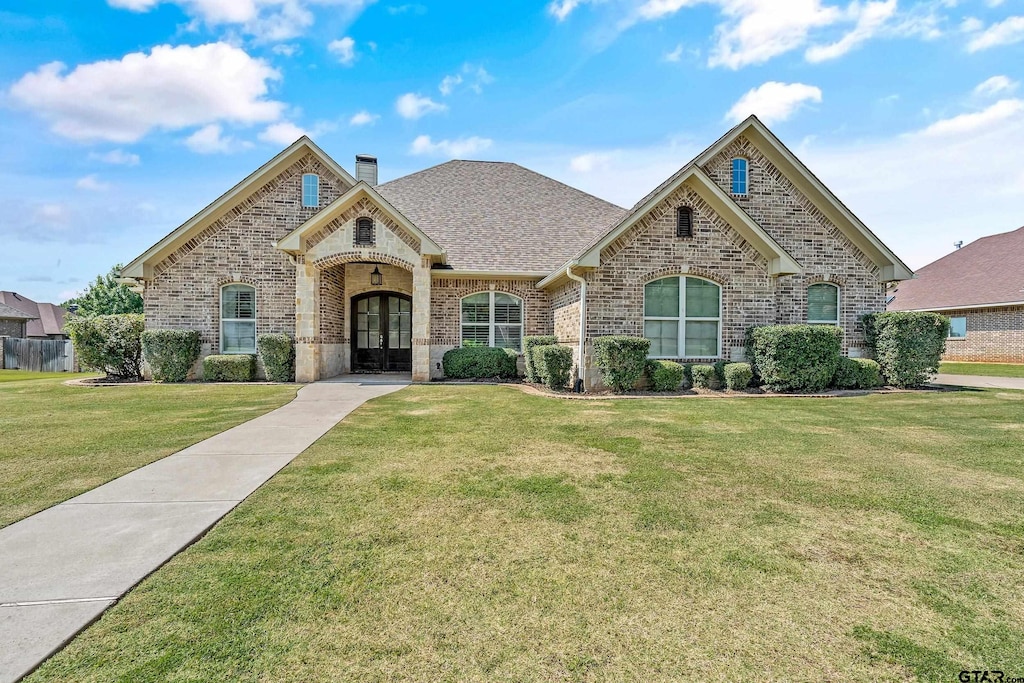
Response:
[833,357,882,389]
[724,362,753,391]
[592,336,651,393]
[533,344,573,390]
[65,313,144,380]
[648,360,685,392]
[713,359,728,387]
[141,329,200,382]
[442,346,518,379]
[862,312,949,388]
[691,364,720,390]
[203,354,255,382]
[523,335,559,383]
[681,363,694,390]
[749,324,842,393]
[258,333,295,382]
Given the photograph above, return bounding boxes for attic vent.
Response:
[355,217,374,246]
[676,207,693,238]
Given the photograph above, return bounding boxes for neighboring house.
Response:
[0,292,68,339]
[120,116,912,387]
[888,226,1024,364]
[0,302,36,339]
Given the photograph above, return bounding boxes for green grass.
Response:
[27,386,1024,682]
[939,361,1024,378]
[0,370,97,383]
[0,376,296,527]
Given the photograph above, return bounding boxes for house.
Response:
[887,226,1024,364]
[0,302,36,339]
[0,292,68,340]
[119,116,913,387]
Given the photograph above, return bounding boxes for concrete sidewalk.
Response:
[932,374,1024,390]
[0,379,407,683]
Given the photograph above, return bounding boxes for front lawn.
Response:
[939,361,1024,378]
[0,376,296,527]
[0,370,97,383]
[28,386,1024,682]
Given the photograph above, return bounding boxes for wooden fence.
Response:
[1,337,76,372]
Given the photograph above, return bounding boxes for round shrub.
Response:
[724,362,753,390]
[833,357,882,389]
[862,312,948,388]
[203,354,255,382]
[648,360,685,392]
[257,333,295,382]
[691,364,720,390]
[141,329,200,383]
[442,346,518,379]
[523,335,558,383]
[65,313,145,380]
[592,336,651,393]
[749,324,842,392]
[533,344,573,390]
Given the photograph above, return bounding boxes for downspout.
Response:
[565,262,587,392]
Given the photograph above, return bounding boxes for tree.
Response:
[63,264,143,316]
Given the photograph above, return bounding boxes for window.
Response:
[731,158,748,195]
[676,207,693,238]
[355,217,374,246]
[807,283,840,325]
[221,284,256,354]
[949,316,967,339]
[461,291,523,351]
[643,276,721,358]
[301,173,319,208]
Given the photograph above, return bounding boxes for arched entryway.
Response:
[350,291,412,372]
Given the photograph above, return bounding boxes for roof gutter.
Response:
[897,300,1024,313]
[565,262,587,392]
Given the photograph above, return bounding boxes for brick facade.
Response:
[0,320,26,338]
[940,306,1024,363]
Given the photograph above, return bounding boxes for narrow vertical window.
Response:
[731,158,748,195]
[355,217,374,246]
[221,284,256,354]
[302,173,319,208]
[807,283,840,325]
[676,207,693,237]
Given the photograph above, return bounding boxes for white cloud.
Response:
[8,43,283,143]
[725,81,822,124]
[409,135,492,158]
[75,174,110,191]
[548,0,582,21]
[709,0,843,69]
[349,110,379,126]
[636,0,699,21]
[965,15,1024,52]
[257,121,309,145]
[570,152,613,173]
[439,74,462,96]
[974,75,1018,98]
[438,63,493,96]
[916,99,1024,137]
[185,123,252,153]
[272,43,301,56]
[395,93,447,119]
[88,149,140,166]
[805,0,897,62]
[663,43,684,62]
[328,36,356,65]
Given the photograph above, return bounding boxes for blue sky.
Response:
[1,0,1022,303]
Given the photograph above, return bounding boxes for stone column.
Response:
[294,257,321,382]
[411,258,432,381]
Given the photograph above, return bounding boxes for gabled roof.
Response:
[0,302,36,320]
[122,137,356,280]
[0,292,66,336]
[888,225,1024,311]
[276,182,445,257]
[376,160,627,272]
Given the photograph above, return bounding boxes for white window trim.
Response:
[807,282,841,326]
[301,173,319,208]
[731,157,748,196]
[643,276,722,360]
[220,283,257,354]
[459,291,525,352]
[947,316,968,340]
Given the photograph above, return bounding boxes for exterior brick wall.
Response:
[940,306,1024,363]
[0,320,25,338]
[551,280,581,343]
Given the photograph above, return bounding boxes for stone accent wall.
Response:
[429,277,552,346]
[940,306,1024,363]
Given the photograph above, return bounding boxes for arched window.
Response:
[643,276,721,358]
[807,283,840,325]
[301,173,319,207]
[355,217,374,246]
[731,158,748,195]
[221,284,256,354]
[461,291,523,351]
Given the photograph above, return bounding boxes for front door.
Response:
[351,292,412,372]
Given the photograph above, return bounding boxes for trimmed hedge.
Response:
[833,357,882,389]
[66,313,144,380]
[724,362,753,391]
[862,312,949,388]
[141,329,200,383]
[203,354,256,382]
[749,324,842,392]
[681,363,694,390]
[691,364,719,390]
[534,344,573,390]
[258,333,295,382]
[523,335,559,383]
[648,360,685,392]
[592,336,650,393]
[442,346,519,379]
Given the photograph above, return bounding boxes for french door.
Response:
[351,292,412,372]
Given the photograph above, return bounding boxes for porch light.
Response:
[370,266,383,286]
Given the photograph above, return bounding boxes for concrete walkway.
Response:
[0,379,407,683]
[932,374,1024,390]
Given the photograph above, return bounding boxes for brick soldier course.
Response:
[121,116,913,386]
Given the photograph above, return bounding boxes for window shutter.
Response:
[676,207,693,237]
[355,218,374,246]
